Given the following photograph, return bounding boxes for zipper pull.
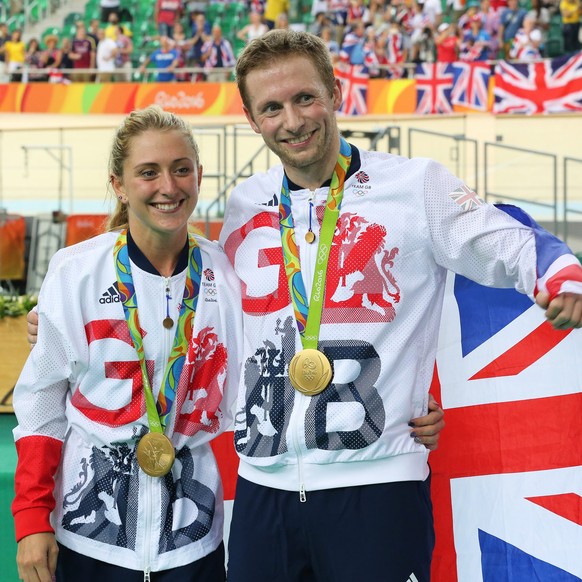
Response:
[144,568,151,582]
[299,483,307,503]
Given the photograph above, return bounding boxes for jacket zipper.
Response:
[291,190,319,503]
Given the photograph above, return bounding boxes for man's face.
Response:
[242,55,342,187]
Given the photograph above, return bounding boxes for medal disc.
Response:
[137,432,175,477]
[289,348,333,396]
[163,316,174,329]
[305,231,316,244]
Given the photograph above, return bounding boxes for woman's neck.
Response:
[129,227,188,278]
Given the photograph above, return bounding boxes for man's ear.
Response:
[332,78,343,112]
[243,105,261,134]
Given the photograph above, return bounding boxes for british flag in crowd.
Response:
[451,61,491,112]
[430,205,582,581]
[415,63,455,114]
[335,62,369,115]
[494,52,582,114]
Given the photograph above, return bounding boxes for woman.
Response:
[4,28,26,81]
[12,105,242,582]
[24,37,46,81]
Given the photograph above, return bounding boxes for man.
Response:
[200,23,236,83]
[139,35,180,82]
[70,22,96,83]
[219,29,582,582]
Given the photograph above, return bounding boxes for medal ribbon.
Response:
[279,138,351,349]
[114,230,202,431]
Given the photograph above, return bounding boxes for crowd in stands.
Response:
[0,0,578,83]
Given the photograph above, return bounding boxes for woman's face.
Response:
[112,129,202,243]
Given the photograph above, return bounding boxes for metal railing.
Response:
[484,142,559,235]
[408,128,479,194]
[563,156,582,244]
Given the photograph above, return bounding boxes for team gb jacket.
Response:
[219,144,582,498]
[12,231,243,573]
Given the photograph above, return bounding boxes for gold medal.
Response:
[289,348,333,396]
[305,231,316,244]
[162,316,174,329]
[136,432,175,477]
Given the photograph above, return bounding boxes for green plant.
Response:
[0,294,38,320]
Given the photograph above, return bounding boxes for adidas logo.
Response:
[99,282,121,304]
[406,574,419,582]
[260,193,279,207]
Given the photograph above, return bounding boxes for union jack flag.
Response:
[335,62,369,116]
[415,63,454,114]
[431,205,582,581]
[452,61,491,112]
[449,184,485,211]
[493,53,582,114]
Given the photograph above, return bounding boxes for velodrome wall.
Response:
[1,107,582,245]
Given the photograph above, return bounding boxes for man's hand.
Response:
[409,394,445,451]
[16,532,58,582]
[27,309,39,347]
[536,292,582,330]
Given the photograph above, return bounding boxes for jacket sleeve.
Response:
[423,160,582,299]
[11,265,76,541]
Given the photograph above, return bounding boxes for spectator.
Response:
[248,0,266,15]
[347,0,372,29]
[4,28,25,82]
[498,0,527,56]
[328,0,351,44]
[274,12,290,28]
[100,0,121,23]
[114,24,133,81]
[87,18,101,47]
[461,13,492,60]
[96,27,118,82]
[186,12,210,81]
[24,38,45,82]
[435,21,461,62]
[201,23,236,82]
[105,11,131,39]
[478,0,501,58]
[421,0,443,29]
[409,1,434,62]
[264,0,290,29]
[70,22,96,82]
[310,11,334,36]
[340,20,367,63]
[40,34,63,83]
[155,0,183,38]
[527,0,551,48]
[0,22,8,83]
[458,1,481,34]
[385,19,408,76]
[140,35,180,81]
[58,37,74,82]
[320,25,341,61]
[171,21,190,81]
[513,25,543,59]
[237,11,269,44]
[364,31,391,77]
[559,0,581,53]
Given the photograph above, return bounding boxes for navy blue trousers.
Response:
[56,541,226,581]
[227,477,434,582]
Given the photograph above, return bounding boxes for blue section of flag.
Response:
[479,530,582,582]
[454,275,532,357]
[496,204,573,277]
